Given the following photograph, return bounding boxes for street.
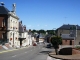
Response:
[0,43,56,60]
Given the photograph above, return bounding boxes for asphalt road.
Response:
[0,43,55,60]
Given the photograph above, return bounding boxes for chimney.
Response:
[24,25,26,30]
[12,3,16,14]
[20,21,22,24]
[0,2,4,6]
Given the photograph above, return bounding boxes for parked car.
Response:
[46,43,52,48]
[33,42,37,46]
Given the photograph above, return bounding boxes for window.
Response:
[11,20,12,22]
[2,19,5,27]
[2,21,3,27]
[10,32,12,37]
[2,34,3,38]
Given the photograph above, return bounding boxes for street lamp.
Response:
[74,25,77,47]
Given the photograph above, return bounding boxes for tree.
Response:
[46,30,55,35]
[50,36,62,55]
[38,29,46,34]
[31,29,36,33]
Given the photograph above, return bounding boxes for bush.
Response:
[75,46,80,49]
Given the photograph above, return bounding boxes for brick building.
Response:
[57,24,80,45]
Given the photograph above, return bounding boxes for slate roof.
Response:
[19,22,24,33]
[61,34,74,40]
[57,24,80,30]
[0,6,10,14]
[19,22,28,33]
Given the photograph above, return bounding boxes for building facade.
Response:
[57,24,80,45]
[0,3,19,48]
[7,12,19,47]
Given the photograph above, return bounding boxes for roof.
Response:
[0,6,10,14]
[61,34,74,40]
[57,24,80,30]
[19,22,24,33]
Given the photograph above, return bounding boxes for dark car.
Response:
[46,43,52,48]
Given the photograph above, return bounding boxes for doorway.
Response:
[70,40,72,45]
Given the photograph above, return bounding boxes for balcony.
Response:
[18,35,26,40]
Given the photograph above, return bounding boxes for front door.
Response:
[70,40,72,45]
[20,39,22,47]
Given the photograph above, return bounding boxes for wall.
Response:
[58,29,80,45]
[0,15,8,45]
[58,30,70,36]
[62,40,74,45]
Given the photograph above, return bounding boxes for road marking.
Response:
[25,52,27,53]
[12,55,17,57]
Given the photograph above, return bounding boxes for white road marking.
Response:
[25,52,27,53]
[47,56,61,60]
[12,55,17,57]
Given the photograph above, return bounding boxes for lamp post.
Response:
[74,25,77,47]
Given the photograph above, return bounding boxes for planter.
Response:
[72,48,80,54]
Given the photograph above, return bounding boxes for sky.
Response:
[1,0,80,30]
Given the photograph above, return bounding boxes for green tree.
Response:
[38,29,46,34]
[31,29,36,33]
[46,30,55,35]
[50,36,62,55]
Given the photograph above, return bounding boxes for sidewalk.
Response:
[0,45,32,54]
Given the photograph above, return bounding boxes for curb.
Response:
[48,53,62,60]
[0,46,32,54]
[48,53,80,60]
